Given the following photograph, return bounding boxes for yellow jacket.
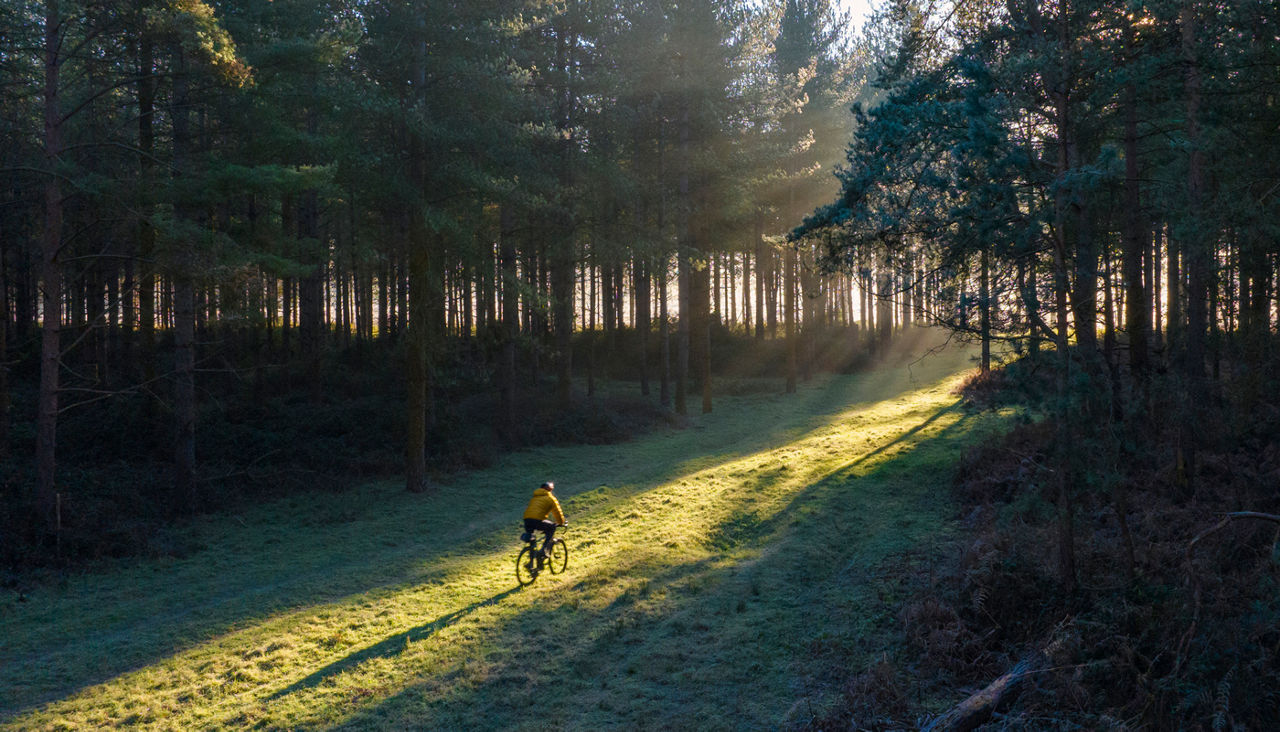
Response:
[523,488,565,524]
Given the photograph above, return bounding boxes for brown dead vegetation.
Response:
[807,356,1280,730]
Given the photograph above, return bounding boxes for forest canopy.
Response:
[3,0,1277,555]
[3,0,878,547]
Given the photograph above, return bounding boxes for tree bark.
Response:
[876,255,893,354]
[1167,230,1181,356]
[300,72,325,379]
[980,247,991,372]
[1104,249,1122,417]
[404,21,436,492]
[37,0,65,526]
[1052,218,1076,593]
[1122,27,1149,383]
[742,249,751,335]
[137,21,156,382]
[801,248,814,382]
[923,652,1050,732]
[784,245,797,393]
[635,255,650,396]
[0,221,8,460]
[405,217,432,493]
[552,24,576,410]
[171,46,197,511]
[659,254,671,408]
[1151,225,1163,346]
[1180,1,1207,490]
[694,222,712,414]
[498,204,517,438]
[675,104,691,414]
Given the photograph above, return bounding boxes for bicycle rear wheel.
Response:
[548,539,568,574]
[516,545,539,586]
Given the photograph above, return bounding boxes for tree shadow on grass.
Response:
[326,404,987,731]
[842,401,960,470]
[710,403,971,556]
[270,585,522,700]
[1,344,972,723]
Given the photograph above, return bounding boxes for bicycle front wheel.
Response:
[516,546,539,586]
[548,539,569,574]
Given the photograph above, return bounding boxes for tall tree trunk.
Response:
[586,259,596,398]
[676,250,690,415]
[280,194,295,358]
[1035,1,1082,582]
[173,273,196,511]
[659,255,670,408]
[298,193,322,403]
[1241,232,1268,373]
[675,104,691,415]
[980,247,991,372]
[752,216,764,340]
[1104,249,1122,418]
[1122,31,1149,383]
[1053,235,1076,594]
[461,261,472,344]
[498,204,517,438]
[1167,231,1181,356]
[876,256,893,354]
[379,258,390,339]
[405,216,435,493]
[784,246,797,393]
[903,253,914,326]
[551,23,577,410]
[171,47,197,511]
[472,248,484,341]
[601,265,615,341]
[766,245,777,338]
[800,249,814,382]
[552,236,574,409]
[397,251,409,340]
[405,24,436,493]
[1020,257,1042,356]
[1179,2,1207,490]
[742,245,752,336]
[37,0,65,527]
[0,223,7,460]
[1071,205,1098,355]
[12,232,31,343]
[1151,225,1163,346]
[137,22,156,382]
[1039,5,1080,586]
[694,221,712,414]
[524,241,540,384]
[635,255,650,396]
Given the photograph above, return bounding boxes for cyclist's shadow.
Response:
[270,585,521,699]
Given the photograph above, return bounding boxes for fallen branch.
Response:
[920,652,1048,732]
[1175,511,1280,676]
[1185,511,1280,567]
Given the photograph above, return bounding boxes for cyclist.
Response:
[523,481,566,557]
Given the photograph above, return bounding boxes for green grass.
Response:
[1,333,1018,730]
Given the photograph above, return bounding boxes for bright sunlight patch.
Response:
[1,335,1018,730]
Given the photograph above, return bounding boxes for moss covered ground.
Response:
[1,333,1020,730]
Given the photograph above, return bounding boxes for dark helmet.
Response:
[541,481,555,491]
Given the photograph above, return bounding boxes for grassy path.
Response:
[1,338,1015,730]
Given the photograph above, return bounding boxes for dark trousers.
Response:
[524,518,556,551]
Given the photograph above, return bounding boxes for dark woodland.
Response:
[2,0,1279,727]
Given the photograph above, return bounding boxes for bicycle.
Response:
[516,526,568,586]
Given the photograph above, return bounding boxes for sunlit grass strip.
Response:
[4,345,1009,730]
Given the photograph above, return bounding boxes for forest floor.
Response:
[0,331,1023,730]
